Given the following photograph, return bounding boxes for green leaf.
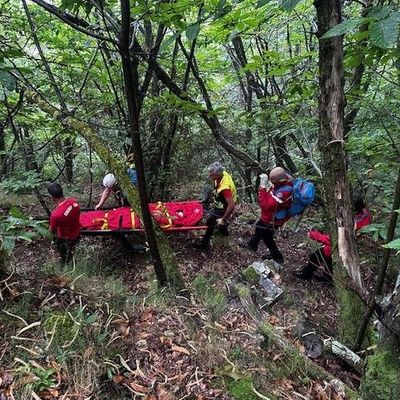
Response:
[368,6,392,21]
[321,18,367,39]
[186,23,200,41]
[161,32,180,51]
[1,237,15,253]
[9,206,25,219]
[34,224,51,238]
[370,11,400,48]
[18,232,37,241]
[280,0,302,11]
[383,238,400,250]
[256,0,270,8]
[0,71,17,90]
[3,48,24,58]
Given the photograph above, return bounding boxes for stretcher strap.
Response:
[92,212,109,230]
[130,209,136,229]
[101,212,109,230]
[156,201,173,229]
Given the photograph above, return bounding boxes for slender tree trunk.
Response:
[119,0,169,287]
[315,0,365,347]
[0,123,6,177]
[64,136,74,182]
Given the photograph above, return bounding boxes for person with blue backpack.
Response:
[246,167,294,264]
[95,166,138,210]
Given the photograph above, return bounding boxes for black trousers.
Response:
[248,219,283,262]
[55,238,79,265]
[202,208,229,243]
[302,248,332,278]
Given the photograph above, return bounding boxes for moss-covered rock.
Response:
[228,377,258,400]
[361,349,400,400]
[242,266,259,286]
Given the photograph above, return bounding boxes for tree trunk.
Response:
[360,167,400,399]
[315,0,365,347]
[0,123,6,177]
[64,135,74,182]
[119,0,172,288]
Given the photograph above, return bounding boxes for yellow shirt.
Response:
[214,171,237,209]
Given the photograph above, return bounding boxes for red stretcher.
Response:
[79,201,207,235]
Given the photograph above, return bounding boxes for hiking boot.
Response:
[292,268,313,280]
[262,254,284,264]
[192,240,210,250]
[246,240,258,252]
[314,272,332,282]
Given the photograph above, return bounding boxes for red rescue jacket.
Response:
[258,176,293,226]
[309,207,372,258]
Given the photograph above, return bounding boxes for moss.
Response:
[192,274,227,320]
[334,269,366,347]
[361,349,400,400]
[228,377,258,400]
[42,311,80,349]
[242,266,259,286]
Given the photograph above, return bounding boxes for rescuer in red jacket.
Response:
[246,167,293,264]
[48,182,80,265]
[293,197,372,280]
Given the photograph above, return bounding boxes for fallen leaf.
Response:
[84,346,94,358]
[171,345,190,355]
[156,385,175,400]
[129,382,148,393]
[267,315,279,325]
[113,375,125,384]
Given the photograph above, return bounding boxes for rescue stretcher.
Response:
[79,201,207,235]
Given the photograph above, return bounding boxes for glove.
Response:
[259,173,269,189]
[216,218,227,226]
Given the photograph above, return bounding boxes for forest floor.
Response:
[0,198,379,400]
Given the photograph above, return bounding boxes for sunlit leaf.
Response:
[383,238,400,250]
[321,18,367,39]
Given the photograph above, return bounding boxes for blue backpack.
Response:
[274,177,315,220]
[127,168,138,186]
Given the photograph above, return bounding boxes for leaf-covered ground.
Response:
[0,201,378,400]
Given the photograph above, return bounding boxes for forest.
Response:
[0,0,400,398]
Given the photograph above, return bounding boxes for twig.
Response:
[3,310,29,326]
[15,321,41,337]
[15,345,41,356]
[252,385,272,400]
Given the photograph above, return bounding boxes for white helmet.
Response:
[103,173,117,188]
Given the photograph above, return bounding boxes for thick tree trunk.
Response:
[360,168,400,399]
[315,0,365,347]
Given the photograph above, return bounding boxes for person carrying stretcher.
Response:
[193,162,237,250]
[95,166,137,210]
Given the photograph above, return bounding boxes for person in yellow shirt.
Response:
[194,162,237,249]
